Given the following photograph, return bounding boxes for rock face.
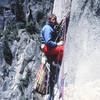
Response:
[0,16,4,32]
[0,29,40,100]
[53,0,72,22]
[53,0,100,100]
[0,0,11,8]
[0,0,54,32]
[0,0,54,100]
[1,0,100,100]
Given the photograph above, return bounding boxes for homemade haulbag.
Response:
[34,56,50,95]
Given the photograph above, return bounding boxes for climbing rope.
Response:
[59,16,67,100]
[49,16,68,100]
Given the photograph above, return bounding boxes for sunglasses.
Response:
[51,17,57,21]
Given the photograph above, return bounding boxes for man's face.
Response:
[51,16,57,25]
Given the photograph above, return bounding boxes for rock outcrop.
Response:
[0,0,54,100]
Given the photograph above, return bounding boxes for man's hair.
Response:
[47,14,57,22]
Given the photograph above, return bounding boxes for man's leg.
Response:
[48,64,56,100]
[49,45,64,63]
[43,45,64,63]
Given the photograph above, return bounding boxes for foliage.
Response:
[2,21,18,65]
[36,10,45,27]
[37,0,42,2]
[20,0,25,3]
[0,32,3,38]
[36,10,43,23]
[25,9,46,44]
[26,20,37,34]
[18,69,31,94]
[0,7,3,15]
[50,0,54,3]
[4,21,18,41]
[3,40,13,65]
[16,22,25,29]
[34,0,42,2]
[11,0,25,22]
[26,20,41,45]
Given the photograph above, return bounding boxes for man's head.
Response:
[47,14,57,25]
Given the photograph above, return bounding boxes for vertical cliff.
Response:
[53,0,100,100]
[53,0,72,22]
[0,0,100,100]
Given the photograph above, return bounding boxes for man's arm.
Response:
[43,26,57,47]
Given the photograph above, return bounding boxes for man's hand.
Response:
[57,41,64,46]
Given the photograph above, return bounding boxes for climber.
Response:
[40,14,64,65]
